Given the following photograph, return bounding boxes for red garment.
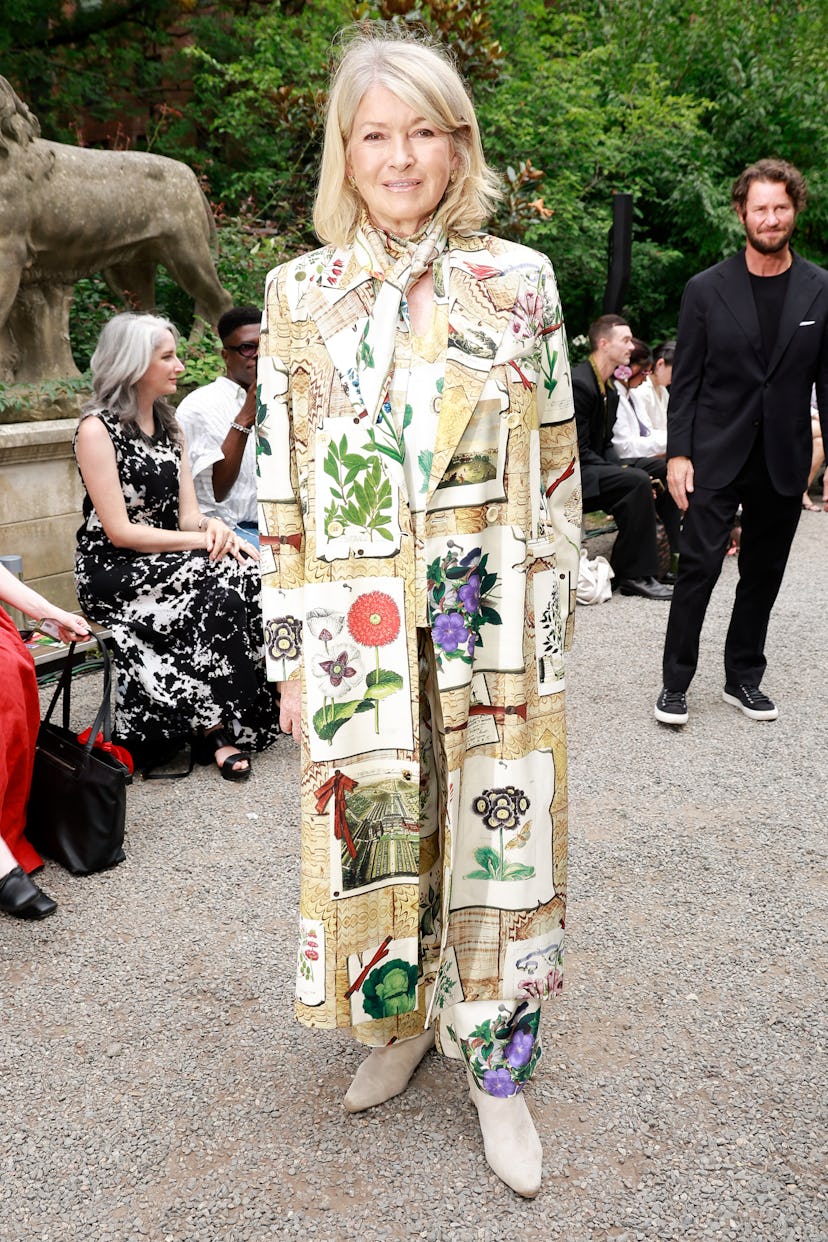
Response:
[0,606,42,872]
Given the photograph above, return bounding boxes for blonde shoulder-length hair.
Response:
[314,27,501,247]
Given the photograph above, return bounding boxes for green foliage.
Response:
[0,376,90,419]
[4,0,828,353]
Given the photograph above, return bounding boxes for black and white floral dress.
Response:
[74,408,279,757]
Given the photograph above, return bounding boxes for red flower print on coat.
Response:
[347,591,401,648]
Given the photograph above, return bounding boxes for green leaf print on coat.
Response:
[464,785,535,882]
[322,433,394,543]
[366,407,405,467]
[255,381,271,456]
[361,958,418,1019]
[357,320,374,368]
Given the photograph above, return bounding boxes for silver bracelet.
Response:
[231,421,254,436]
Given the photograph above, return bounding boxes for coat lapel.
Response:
[302,249,380,419]
[766,253,821,377]
[716,251,764,367]
[425,247,520,503]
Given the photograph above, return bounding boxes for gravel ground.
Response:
[2,515,826,1242]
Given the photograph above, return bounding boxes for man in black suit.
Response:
[572,314,674,599]
[655,158,828,725]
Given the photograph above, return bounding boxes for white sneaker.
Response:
[655,687,688,725]
[722,683,778,720]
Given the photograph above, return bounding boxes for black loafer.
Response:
[618,576,674,600]
[17,889,58,920]
[0,865,40,914]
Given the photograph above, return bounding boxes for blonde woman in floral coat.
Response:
[257,27,581,1197]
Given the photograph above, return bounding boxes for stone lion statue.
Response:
[0,76,232,386]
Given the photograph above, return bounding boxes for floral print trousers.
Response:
[411,630,543,1098]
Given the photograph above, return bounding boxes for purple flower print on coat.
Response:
[446,1002,542,1099]
[505,1028,535,1068]
[311,644,364,699]
[432,610,471,654]
[457,572,481,613]
[482,1067,520,1097]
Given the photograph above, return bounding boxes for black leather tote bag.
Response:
[27,638,131,875]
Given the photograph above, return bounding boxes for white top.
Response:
[175,376,257,525]
[612,384,667,459]
[637,375,669,432]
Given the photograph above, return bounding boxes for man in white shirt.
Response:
[176,305,261,548]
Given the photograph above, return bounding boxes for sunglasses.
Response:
[224,341,259,358]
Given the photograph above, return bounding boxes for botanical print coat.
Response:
[257,228,581,1052]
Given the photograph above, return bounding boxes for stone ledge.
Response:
[0,418,78,462]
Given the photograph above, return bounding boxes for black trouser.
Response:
[620,456,682,555]
[662,442,802,692]
[584,463,661,579]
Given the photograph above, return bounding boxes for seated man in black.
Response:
[572,314,673,599]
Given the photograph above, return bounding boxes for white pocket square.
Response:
[799,320,815,326]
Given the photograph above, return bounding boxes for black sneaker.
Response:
[722,683,778,720]
[654,688,688,725]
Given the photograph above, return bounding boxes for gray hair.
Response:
[314,25,501,246]
[83,312,182,441]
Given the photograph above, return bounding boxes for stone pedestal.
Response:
[0,419,82,610]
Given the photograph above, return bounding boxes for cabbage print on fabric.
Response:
[346,936,420,1025]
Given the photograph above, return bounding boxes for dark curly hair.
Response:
[731,159,807,215]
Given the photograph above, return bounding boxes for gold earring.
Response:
[450,170,458,185]
[347,174,357,190]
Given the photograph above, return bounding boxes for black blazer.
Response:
[571,360,620,500]
[667,249,828,495]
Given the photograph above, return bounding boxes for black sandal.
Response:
[195,728,252,782]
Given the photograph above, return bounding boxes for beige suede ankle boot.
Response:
[467,1068,543,1198]
[343,1027,435,1113]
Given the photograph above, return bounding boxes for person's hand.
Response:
[235,383,257,429]
[43,608,91,645]
[205,517,236,561]
[667,456,694,512]
[278,679,302,744]
[230,537,259,564]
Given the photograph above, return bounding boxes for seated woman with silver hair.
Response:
[74,312,279,778]
[257,26,581,1197]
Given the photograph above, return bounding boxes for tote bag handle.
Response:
[41,636,115,752]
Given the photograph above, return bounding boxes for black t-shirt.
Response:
[749,267,791,363]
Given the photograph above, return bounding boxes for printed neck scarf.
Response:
[350,213,448,422]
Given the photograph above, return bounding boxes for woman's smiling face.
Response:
[346,84,457,237]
